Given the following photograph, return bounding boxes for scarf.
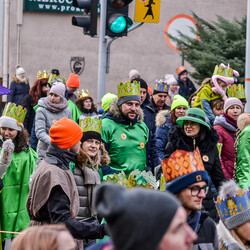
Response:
[188,210,201,233]
[44,96,68,113]
[223,113,237,129]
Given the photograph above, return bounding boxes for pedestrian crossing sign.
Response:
[134,0,161,23]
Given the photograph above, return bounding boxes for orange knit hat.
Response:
[49,117,83,149]
[176,66,187,76]
[66,73,80,88]
[147,84,153,94]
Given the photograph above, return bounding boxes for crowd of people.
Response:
[0,63,249,250]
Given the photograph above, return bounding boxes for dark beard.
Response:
[121,112,138,121]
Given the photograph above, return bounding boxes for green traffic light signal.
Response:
[109,15,133,34]
[106,0,133,37]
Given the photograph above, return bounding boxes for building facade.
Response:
[0,0,247,102]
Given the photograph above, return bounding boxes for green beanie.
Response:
[171,95,189,111]
[101,93,117,112]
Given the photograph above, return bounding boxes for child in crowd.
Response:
[210,98,224,117]
[193,63,239,125]
[164,74,179,106]
[188,92,197,107]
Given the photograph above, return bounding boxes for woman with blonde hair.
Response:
[74,117,110,248]
[11,224,76,250]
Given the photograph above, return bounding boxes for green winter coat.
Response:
[235,124,250,188]
[0,148,37,242]
[101,99,148,176]
[67,99,81,123]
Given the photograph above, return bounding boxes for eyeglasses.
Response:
[187,185,209,196]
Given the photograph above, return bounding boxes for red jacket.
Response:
[214,114,237,180]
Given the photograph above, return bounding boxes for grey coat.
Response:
[35,98,72,160]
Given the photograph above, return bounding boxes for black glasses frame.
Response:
[187,185,209,197]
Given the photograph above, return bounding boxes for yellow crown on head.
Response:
[2,103,27,124]
[77,89,90,99]
[79,117,102,134]
[37,70,49,79]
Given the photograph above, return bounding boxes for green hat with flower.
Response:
[176,108,210,130]
[0,103,27,131]
[79,116,102,142]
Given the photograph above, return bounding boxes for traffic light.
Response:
[106,0,133,37]
[72,0,98,37]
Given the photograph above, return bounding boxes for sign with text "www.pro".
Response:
[24,0,84,13]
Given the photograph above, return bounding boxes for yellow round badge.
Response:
[140,142,145,149]
[202,155,209,162]
[121,133,127,140]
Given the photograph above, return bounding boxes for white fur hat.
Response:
[16,66,25,75]
[165,74,177,85]
[129,69,140,80]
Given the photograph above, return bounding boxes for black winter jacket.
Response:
[22,94,36,135]
[141,98,160,171]
[190,211,219,250]
[163,126,225,222]
[177,77,196,101]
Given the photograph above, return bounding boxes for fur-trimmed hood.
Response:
[77,143,110,168]
[12,74,29,85]
[105,98,144,125]
[217,221,244,250]
[155,110,171,127]
[214,115,237,132]
[168,125,219,152]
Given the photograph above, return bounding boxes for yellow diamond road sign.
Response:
[134,0,161,23]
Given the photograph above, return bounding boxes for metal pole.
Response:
[97,0,107,106]
[0,0,3,68]
[16,0,23,65]
[245,0,250,112]
[106,22,144,74]
[3,0,10,93]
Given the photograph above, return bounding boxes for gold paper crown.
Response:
[105,170,158,189]
[2,103,27,124]
[37,70,49,79]
[77,89,90,99]
[79,116,102,134]
[48,74,66,84]
[227,84,246,99]
[161,148,205,182]
[117,81,140,98]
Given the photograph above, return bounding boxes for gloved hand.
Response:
[0,139,15,179]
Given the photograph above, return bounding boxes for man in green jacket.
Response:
[101,81,149,176]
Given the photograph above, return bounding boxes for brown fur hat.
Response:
[237,113,250,132]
